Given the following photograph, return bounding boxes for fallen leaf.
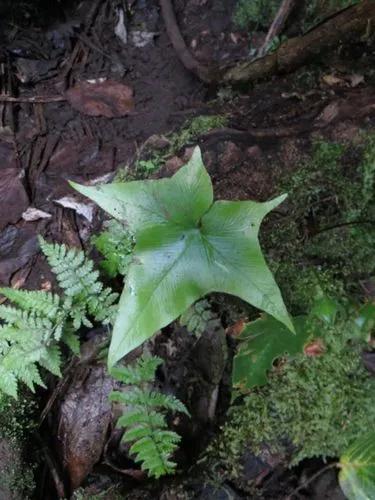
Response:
[114,7,127,45]
[322,74,344,86]
[131,31,157,48]
[0,226,39,285]
[347,73,365,87]
[86,172,114,186]
[304,338,325,357]
[58,363,114,489]
[22,207,52,221]
[316,101,340,125]
[226,319,246,338]
[54,196,95,222]
[65,80,134,118]
[0,169,29,230]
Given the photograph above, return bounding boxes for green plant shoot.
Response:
[71,147,293,367]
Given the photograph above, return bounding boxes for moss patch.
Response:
[204,131,375,481]
[211,313,374,479]
[265,134,375,309]
[0,395,37,498]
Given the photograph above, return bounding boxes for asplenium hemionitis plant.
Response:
[0,238,118,398]
[71,146,293,368]
[110,355,189,478]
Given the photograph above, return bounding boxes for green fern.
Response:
[180,299,218,337]
[39,237,118,326]
[0,304,62,398]
[92,220,135,278]
[110,355,189,478]
[0,238,119,398]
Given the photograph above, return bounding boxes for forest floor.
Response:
[0,1,374,499]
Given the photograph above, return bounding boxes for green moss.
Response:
[205,132,375,480]
[264,134,375,308]
[0,436,35,499]
[0,395,37,498]
[233,0,280,31]
[209,312,374,477]
[169,115,228,153]
[116,114,228,181]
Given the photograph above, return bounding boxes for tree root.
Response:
[160,0,375,85]
[159,0,216,83]
[200,90,375,142]
[223,0,375,84]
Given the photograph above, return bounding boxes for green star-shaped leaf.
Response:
[72,147,293,367]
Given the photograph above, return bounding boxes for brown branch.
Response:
[259,0,296,56]
[159,0,216,83]
[223,0,375,84]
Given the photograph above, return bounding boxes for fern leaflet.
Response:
[110,355,189,478]
[0,238,119,398]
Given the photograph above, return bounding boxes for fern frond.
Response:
[61,327,80,355]
[0,366,18,398]
[0,237,121,399]
[110,356,162,385]
[180,299,218,337]
[117,410,165,429]
[0,288,60,319]
[39,237,118,324]
[0,298,65,398]
[144,391,190,415]
[17,363,45,392]
[39,345,62,376]
[110,355,189,478]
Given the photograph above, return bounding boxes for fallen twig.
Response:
[258,0,296,57]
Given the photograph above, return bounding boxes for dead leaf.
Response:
[58,364,114,489]
[114,7,127,45]
[322,74,344,86]
[316,101,340,125]
[130,31,157,48]
[22,207,52,221]
[10,262,34,290]
[0,226,39,285]
[65,80,134,118]
[304,338,325,357]
[54,196,95,222]
[226,319,246,337]
[347,73,364,87]
[0,168,29,230]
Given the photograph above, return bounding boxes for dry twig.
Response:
[259,0,296,56]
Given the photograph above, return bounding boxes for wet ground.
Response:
[0,1,374,498]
